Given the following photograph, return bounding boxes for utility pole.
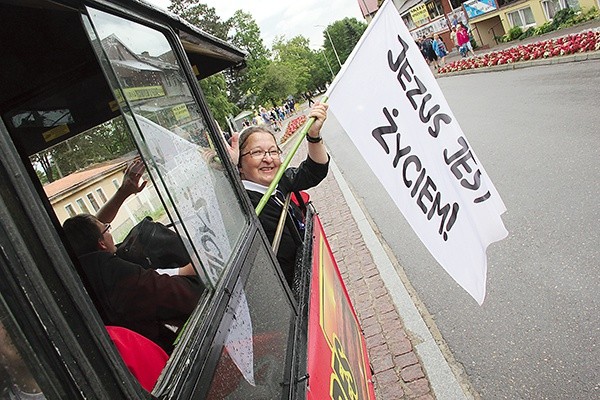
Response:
[321,49,335,79]
[316,25,342,68]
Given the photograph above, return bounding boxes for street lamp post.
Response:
[321,49,335,79]
[315,25,342,68]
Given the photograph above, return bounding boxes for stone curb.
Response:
[437,50,600,77]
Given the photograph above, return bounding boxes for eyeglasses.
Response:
[240,148,282,160]
[101,223,111,235]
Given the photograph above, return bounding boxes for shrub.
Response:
[534,22,555,35]
[551,8,577,29]
[518,27,536,40]
[579,6,600,22]
[505,26,523,42]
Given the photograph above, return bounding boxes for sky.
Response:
[146,0,366,49]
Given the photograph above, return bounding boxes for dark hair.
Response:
[238,126,279,166]
[62,214,102,257]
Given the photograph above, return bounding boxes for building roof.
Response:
[358,0,380,17]
[43,156,132,200]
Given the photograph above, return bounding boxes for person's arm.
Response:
[115,262,203,322]
[226,132,240,166]
[96,158,147,223]
[306,102,329,165]
[177,263,197,276]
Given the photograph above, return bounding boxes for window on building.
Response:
[402,14,416,30]
[75,198,90,214]
[425,0,444,19]
[65,204,76,218]
[507,7,536,28]
[96,188,107,204]
[542,0,580,20]
[112,179,119,190]
[86,193,100,212]
[450,0,462,9]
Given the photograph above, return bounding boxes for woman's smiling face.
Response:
[239,130,282,186]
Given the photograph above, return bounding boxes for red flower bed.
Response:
[439,29,600,74]
[280,115,307,144]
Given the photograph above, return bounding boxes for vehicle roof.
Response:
[124,0,247,77]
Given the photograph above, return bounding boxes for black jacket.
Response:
[245,156,329,286]
[78,251,203,353]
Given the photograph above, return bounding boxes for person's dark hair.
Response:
[63,214,102,257]
[238,126,280,166]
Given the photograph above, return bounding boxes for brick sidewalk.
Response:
[284,137,435,399]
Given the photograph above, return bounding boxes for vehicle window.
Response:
[84,8,247,286]
[205,244,295,399]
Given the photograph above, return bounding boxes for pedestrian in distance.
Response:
[432,33,448,65]
[450,26,460,53]
[457,23,476,58]
[422,34,439,70]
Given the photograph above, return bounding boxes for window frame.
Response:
[425,0,444,19]
[95,187,108,204]
[507,7,536,29]
[64,203,76,217]
[541,0,580,20]
[86,191,100,212]
[75,197,90,213]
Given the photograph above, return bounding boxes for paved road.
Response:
[323,60,600,399]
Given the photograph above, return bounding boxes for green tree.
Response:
[168,0,230,40]
[308,49,333,94]
[42,118,135,180]
[30,151,56,183]
[270,35,332,99]
[321,18,367,71]
[271,36,312,95]
[256,62,296,107]
[199,72,238,130]
[227,10,271,110]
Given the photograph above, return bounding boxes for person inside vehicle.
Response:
[228,102,329,287]
[62,159,203,353]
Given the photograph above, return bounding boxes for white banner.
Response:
[134,115,232,286]
[327,0,507,304]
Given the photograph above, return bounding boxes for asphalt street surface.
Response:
[322,59,600,399]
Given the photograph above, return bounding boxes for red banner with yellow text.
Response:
[306,216,376,400]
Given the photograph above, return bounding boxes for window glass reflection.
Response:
[206,245,294,399]
[0,321,45,399]
[87,9,247,286]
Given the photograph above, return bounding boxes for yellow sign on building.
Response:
[409,4,430,26]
